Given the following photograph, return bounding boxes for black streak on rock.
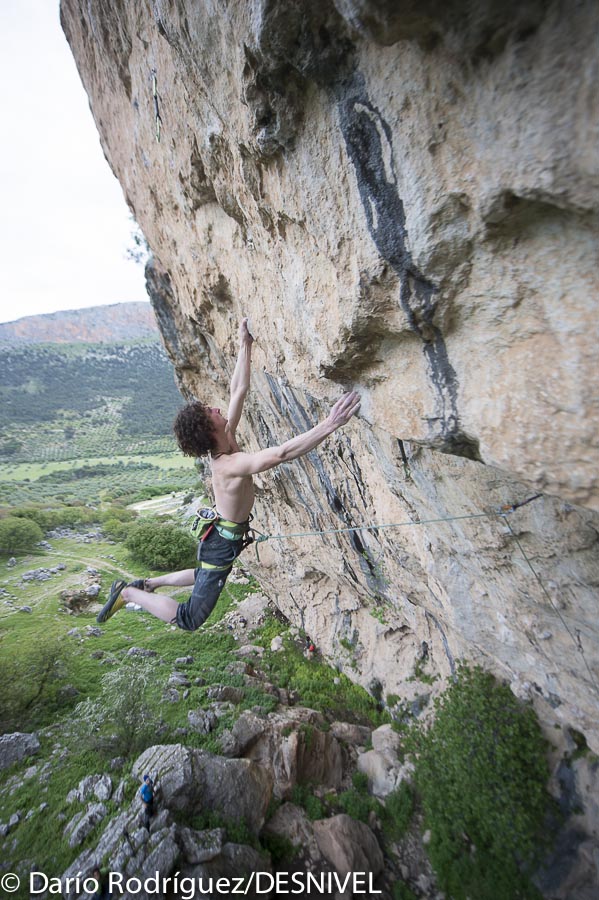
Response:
[337,74,481,460]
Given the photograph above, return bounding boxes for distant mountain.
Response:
[0,302,158,344]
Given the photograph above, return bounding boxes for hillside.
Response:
[0,301,157,344]
[0,341,184,463]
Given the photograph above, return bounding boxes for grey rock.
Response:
[233,644,265,657]
[69,773,113,803]
[19,605,33,612]
[178,826,225,864]
[85,626,102,637]
[65,802,107,848]
[163,688,181,703]
[142,823,180,875]
[127,647,158,657]
[169,671,191,687]
[175,656,194,665]
[219,730,240,758]
[207,684,244,704]
[188,842,271,879]
[8,812,21,829]
[0,823,9,837]
[113,779,126,805]
[188,709,218,734]
[7,557,16,567]
[93,775,113,801]
[330,722,372,746]
[85,584,101,597]
[231,711,267,753]
[133,744,273,834]
[0,732,40,771]
[313,814,384,878]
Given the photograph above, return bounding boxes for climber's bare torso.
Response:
[209,420,256,523]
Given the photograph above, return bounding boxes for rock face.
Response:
[61,0,599,750]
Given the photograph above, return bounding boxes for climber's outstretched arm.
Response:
[226,318,254,436]
[223,391,361,476]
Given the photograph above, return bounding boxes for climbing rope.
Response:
[250,499,539,549]
[503,517,599,699]
[249,494,599,700]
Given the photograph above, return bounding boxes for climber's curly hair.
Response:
[173,401,217,457]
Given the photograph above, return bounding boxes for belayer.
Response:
[97,319,360,631]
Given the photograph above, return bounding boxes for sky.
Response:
[0,0,148,325]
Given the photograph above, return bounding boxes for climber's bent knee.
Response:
[175,566,231,631]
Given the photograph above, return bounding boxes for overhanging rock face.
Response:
[61,0,599,750]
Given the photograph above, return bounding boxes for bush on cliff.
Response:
[407,665,551,900]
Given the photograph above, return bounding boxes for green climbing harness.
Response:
[190,508,254,571]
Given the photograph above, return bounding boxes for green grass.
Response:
[252,615,386,727]
[0,537,270,896]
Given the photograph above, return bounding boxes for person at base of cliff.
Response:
[97,318,360,632]
[91,866,111,900]
[139,774,154,830]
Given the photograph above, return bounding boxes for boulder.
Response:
[357,724,413,797]
[330,722,372,746]
[242,708,343,799]
[132,744,273,834]
[64,802,107,848]
[0,733,40,772]
[188,709,218,734]
[169,671,191,688]
[178,826,225,864]
[183,842,270,880]
[263,802,321,862]
[67,774,113,803]
[207,684,244,704]
[313,814,384,878]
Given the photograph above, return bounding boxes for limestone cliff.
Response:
[61,0,599,773]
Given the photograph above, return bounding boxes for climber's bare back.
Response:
[210,453,255,523]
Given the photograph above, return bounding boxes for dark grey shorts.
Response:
[175,528,245,632]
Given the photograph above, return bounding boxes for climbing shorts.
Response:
[175,527,246,632]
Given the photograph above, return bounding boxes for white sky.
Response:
[0,0,148,325]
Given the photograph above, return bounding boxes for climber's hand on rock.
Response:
[326,391,361,431]
[239,317,254,346]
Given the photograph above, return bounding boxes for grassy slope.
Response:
[0,534,385,890]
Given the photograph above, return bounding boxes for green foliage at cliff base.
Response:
[407,664,552,900]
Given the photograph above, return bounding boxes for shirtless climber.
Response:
[97,319,360,631]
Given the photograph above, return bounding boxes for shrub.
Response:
[125,518,197,570]
[101,517,129,541]
[291,784,325,821]
[0,515,43,554]
[69,661,162,757]
[407,665,551,900]
[382,782,414,841]
[0,639,77,732]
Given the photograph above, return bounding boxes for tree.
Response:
[0,516,43,554]
[70,661,161,756]
[125,518,197,570]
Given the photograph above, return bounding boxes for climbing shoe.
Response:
[96,579,128,623]
[128,578,155,592]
